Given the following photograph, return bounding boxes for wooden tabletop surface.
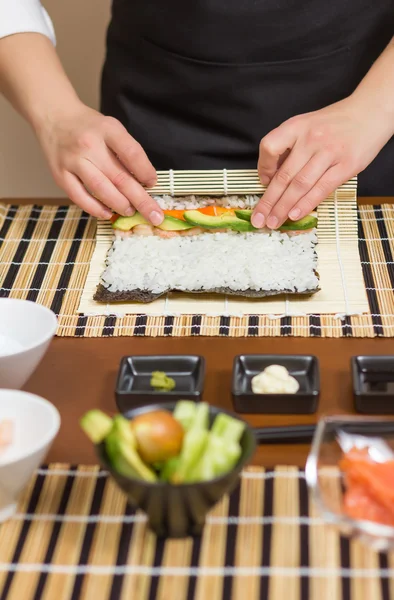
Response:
[8,195,394,468]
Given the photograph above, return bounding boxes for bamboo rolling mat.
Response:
[0,465,393,600]
[79,179,368,318]
[0,198,394,338]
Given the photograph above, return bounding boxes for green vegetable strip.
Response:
[171,429,209,484]
[173,401,197,431]
[160,456,180,482]
[191,402,210,430]
[211,413,246,443]
[188,434,242,482]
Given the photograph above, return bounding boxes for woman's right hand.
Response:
[37,101,163,223]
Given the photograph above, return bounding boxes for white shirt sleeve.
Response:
[0,0,56,45]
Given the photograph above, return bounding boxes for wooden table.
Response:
[10,196,394,468]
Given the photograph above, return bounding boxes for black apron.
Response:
[101,0,394,195]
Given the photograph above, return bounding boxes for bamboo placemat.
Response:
[0,464,393,600]
[0,199,394,337]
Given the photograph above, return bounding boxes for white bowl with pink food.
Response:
[0,299,57,389]
[0,390,60,522]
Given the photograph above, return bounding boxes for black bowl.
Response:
[232,354,320,414]
[96,402,256,538]
[115,355,205,412]
[352,356,394,414]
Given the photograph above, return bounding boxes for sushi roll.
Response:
[94,196,320,303]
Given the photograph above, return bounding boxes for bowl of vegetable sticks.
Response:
[81,401,255,538]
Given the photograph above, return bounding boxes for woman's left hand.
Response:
[252,97,392,229]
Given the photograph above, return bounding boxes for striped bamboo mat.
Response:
[0,203,394,338]
[0,465,392,600]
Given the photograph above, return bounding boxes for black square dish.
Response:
[115,355,205,412]
[232,355,319,414]
[352,356,394,414]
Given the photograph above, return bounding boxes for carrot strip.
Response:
[198,206,236,216]
[163,210,187,221]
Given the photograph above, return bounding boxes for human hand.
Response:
[252,97,392,229]
[37,102,163,222]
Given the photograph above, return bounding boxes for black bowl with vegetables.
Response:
[81,401,256,538]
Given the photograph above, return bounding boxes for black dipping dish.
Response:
[115,355,205,413]
[352,356,394,414]
[96,402,256,538]
[232,354,320,414]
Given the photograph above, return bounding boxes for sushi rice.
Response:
[153,195,260,210]
[100,230,319,295]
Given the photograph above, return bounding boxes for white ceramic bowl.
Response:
[0,299,57,389]
[0,390,60,522]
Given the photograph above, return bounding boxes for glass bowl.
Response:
[305,415,394,552]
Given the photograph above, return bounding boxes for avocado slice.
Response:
[80,410,113,444]
[112,213,148,231]
[234,209,317,231]
[113,213,194,232]
[279,215,318,231]
[234,209,253,221]
[105,421,157,482]
[158,215,194,231]
[106,434,157,482]
[183,210,257,232]
[111,415,136,448]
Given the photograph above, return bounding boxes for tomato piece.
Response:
[110,214,119,224]
[163,210,187,221]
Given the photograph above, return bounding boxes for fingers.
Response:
[287,164,347,220]
[263,151,334,227]
[253,142,313,228]
[121,179,163,225]
[105,118,157,186]
[258,124,297,185]
[62,173,112,219]
[92,148,163,224]
[75,160,135,216]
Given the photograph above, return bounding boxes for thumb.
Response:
[258,124,297,184]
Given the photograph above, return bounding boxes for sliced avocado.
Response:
[105,429,156,482]
[112,213,148,231]
[80,410,113,444]
[235,209,253,222]
[158,216,194,231]
[183,210,256,232]
[111,440,157,482]
[235,210,318,231]
[279,214,318,231]
[113,212,194,232]
[111,415,136,448]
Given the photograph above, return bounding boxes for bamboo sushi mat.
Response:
[1,198,394,338]
[0,464,393,600]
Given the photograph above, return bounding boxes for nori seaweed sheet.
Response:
[94,226,319,305]
[94,282,320,304]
